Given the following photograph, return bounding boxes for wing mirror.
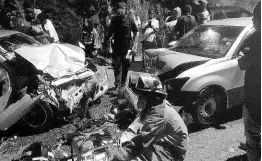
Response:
[238,47,250,57]
[239,51,244,57]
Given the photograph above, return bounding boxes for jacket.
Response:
[172,14,197,39]
[238,31,261,125]
[107,15,138,56]
[109,100,189,161]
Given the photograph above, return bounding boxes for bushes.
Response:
[6,0,259,45]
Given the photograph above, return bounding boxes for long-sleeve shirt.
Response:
[172,14,197,39]
[106,15,138,57]
[238,31,261,125]
[108,100,189,161]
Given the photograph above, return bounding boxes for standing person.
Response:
[163,7,182,47]
[154,3,164,28]
[30,20,50,44]
[37,13,59,43]
[107,74,189,161]
[142,9,160,49]
[0,7,12,29]
[106,2,138,89]
[100,5,114,57]
[23,0,42,20]
[171,4,197,40]
[82,6,100,58]
[197,0,210,24]
[238,1,261,161]
[129,8,141,60]
[141,9,160,69]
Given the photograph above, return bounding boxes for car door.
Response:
[0,62,40,131]
[0,66,12,114]
[228,28,255,107]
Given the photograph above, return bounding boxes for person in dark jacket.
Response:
[171,4,197,40]
[108,73,189,161]
[238,1,261,161]
[106,2,138,89]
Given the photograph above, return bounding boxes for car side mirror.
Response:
[238,46,250,57]
[239,51,244,57]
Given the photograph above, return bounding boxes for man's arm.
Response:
[35,31,50,40]
[170,17,182,40]
[131,19,138,46]
[106,17,115,42]
[109,115,166,161]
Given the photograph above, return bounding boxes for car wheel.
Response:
[194,87,227,126]
[22,101,53,131]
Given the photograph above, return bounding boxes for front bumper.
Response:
[167,90,198,108]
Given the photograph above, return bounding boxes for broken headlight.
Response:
[165,77,190,92]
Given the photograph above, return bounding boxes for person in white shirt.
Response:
[141,9,159,69]
[129,9,141,59]
[197,0,210,24]
[142,9,159,47]
[165,7,181,31]
[37,13,59,43]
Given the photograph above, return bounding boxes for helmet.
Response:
[129,72,167,95]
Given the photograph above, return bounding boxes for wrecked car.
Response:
[141,17,254,126]
[0,30,109,131]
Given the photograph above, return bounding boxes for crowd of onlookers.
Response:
[0,0,212,58]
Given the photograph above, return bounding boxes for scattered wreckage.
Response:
[0,30,109,131]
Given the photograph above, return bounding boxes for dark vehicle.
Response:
[209,6,252,20]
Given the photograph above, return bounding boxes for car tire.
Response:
[22,101,54,131]
[194,87,227,126]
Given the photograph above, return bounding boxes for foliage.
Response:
[2,0,259,45]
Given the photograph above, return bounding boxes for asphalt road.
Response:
[0,57,247,161]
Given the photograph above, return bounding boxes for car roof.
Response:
[0,30,20,37]
[210,6,250,11]
[203,17,253,26]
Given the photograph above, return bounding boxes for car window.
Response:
[0,33,40,52]
[240,12,250,17]
[213,11,227,20]
[226,11,240,18]
[170,25,244,58]
[234,28,256,57]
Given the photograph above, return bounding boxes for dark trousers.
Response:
[85,44,94,58]
[112,56,131,87]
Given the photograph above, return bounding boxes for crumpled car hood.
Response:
[15,43,85,78]
[145,48,210,75]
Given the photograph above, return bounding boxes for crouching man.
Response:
[108,74,189,161]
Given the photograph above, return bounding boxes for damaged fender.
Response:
[0,94,41,131]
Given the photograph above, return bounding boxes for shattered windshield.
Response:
[170,25,244,58]
[0,33,40,52]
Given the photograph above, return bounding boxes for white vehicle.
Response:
[141,17,255,125]
[0,30,109,131]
